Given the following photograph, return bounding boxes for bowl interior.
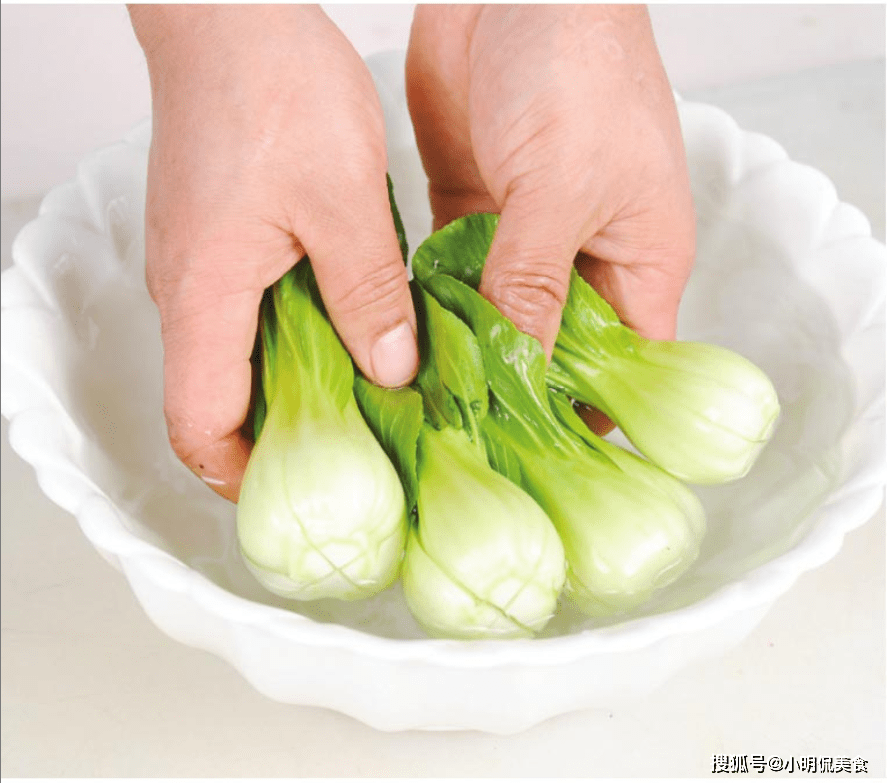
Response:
[5,60,877,644]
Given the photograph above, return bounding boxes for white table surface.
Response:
[2,60,884,778]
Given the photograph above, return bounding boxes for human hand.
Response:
[406,4,695,362]
[129,4,418,502]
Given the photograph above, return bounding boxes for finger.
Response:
[576,204,696,343]
[478,197,582,359]
[427,187,499,232]
[406,6,491,231]
[299,174,419,389]
[574,252,684,342]
[158,278,264,502]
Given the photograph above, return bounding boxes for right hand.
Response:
[129,4,418,502]
[406,4,696,357]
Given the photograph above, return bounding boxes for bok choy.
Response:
[412,254,705,617]
[236,263,408,601]
[355,287,565,639]
[237,190,778,635]
[412,213,780,485]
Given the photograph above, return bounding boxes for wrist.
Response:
[127,4,321,64]
[470,4,651,48]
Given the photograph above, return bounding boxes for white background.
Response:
[1,3,885,778]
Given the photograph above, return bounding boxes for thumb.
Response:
[301,178,419,389]
[157,281,263,503]
[478,198,582,359]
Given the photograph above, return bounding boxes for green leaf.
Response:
[414,284,488,442]
[418,271,576,458]
[413,212,778,485]
[271,261,354,409]
[354,378,424,523]
[411,212,497,287]
[251,288,274,440]
[251,260,355,445]
[387,173,409,265]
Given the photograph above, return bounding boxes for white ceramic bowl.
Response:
[2,52,884,733]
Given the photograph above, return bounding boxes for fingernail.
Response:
[370,322,418,388]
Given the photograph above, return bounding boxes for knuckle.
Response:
[324,261,409,332]
[482,261,569,332]
[312,135,388,200]
[332,155,386,198]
